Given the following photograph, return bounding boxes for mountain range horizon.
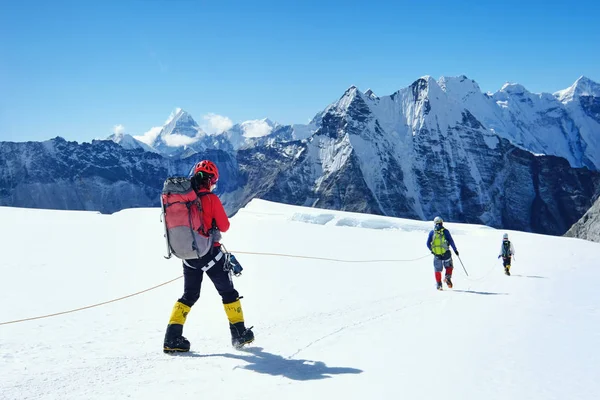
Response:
[109,74,600,150]
[1,73,599,239]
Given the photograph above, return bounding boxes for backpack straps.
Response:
[194,191,211,236]
[502,240,511,257]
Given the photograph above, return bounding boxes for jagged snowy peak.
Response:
[239,118,279,137]
[319,76,500,151]
[242,122,318,150]
[315,88,416,216]
[412,76,482,125]
[113,109,312,155]
[364,88,378,99]
[354,76,491,142]
[400,75,446,111]
[128,108,235,156]
[491,81,596,169]
[107,132,157,153]
[558,91,600,168]
[226,86,396,217]
[220,118,308,150]
[160,108,201,139]
[498,82,529,95]
[392,75,600,171]
[152,108,207,155]
[223,118,277,149]
[299,77,492,221]
[210,117,315,151]
[438,75,482,100]
[436,76,509,137]
[494,82,562,106]
[555,76,600,103]
[328,85,366,114]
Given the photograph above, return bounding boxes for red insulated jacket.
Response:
[196,188,230,245]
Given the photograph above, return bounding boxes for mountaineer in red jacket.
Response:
[163,160,254,353]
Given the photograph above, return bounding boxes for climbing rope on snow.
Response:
[0,276,183,326]
[230,250,432,263]
[461,260,500,282]
[0,251,431,326]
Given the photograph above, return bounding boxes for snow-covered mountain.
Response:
[138,108,233,156]
[222,118,280,150]
[554,76,600,170]
[489,80,594,170]
[555,75,600,103]
[564,194,600,243]
[1,76,599,235]
[119,76,600,172]
[226,78,600,235]
[108,132,157,153]
[131,110,316,154]
[153,108,204,154]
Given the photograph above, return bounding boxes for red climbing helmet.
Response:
[193,160,219,184]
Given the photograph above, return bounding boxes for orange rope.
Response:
[0,276,183,326]
[230,250,431,263]
[0,251,430,326]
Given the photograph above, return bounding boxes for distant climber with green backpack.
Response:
[498,233,515,276]
[426,216,459,290]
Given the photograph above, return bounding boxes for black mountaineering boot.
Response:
[230,322,255,349]
[163,324,191,353]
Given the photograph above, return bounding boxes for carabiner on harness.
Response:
[221,245,244,277]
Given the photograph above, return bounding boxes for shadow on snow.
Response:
[452,290,509,295]
[179,346,363,381]
[510,274,547,279]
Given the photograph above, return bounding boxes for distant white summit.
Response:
[554,76,600,103]
[154,108,204,153]
[364,89,378,99]
[128,108,204,154]
[499,82,528,95]
[123,109,304,155]
[161,108,200,138]
[107,132,156,153]
[437,75,482,100]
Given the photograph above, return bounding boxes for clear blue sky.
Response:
[1,0,598,142]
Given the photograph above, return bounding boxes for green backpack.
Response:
[431,228,449,256]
